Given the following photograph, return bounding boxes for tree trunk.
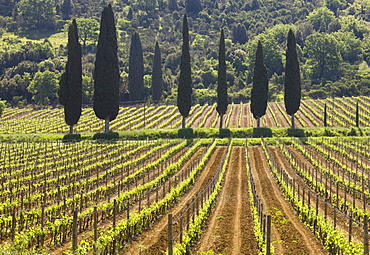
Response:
[291,114,295,129]
[219,114,223,129]
[105,117,110,133]
[257,117,260,128]
[182,117,186,129]
[69,125,74,134]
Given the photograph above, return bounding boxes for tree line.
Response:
[60,4,301,134]
[0,0,369,106]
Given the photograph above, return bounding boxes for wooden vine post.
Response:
[72,209,78,253]
[365,215,369,255]
[168,214,173,255]
[266,215,271,255]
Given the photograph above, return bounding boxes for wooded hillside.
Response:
[0,0,369,106]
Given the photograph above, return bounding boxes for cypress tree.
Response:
[323,102,327,127]
[355,101,359,127]
[251,40,268,127]
[216,29,227,129]
[284,29,301,128]
[128,32,144,102]
[58,19,82,134]
[152,41,163,102]
[93,4,119,133]
[177,14,192,129]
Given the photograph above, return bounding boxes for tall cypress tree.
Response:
[251,40,268,127]
[284,29,301,128]
[58,19,82,134]
[177,14,192,129]
[152,41,163,102]
[216,29,227,129]
[93,4,119,133]
[128,32,144,102]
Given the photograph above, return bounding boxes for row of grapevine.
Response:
[2,96,370,133]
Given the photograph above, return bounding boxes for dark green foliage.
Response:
[355,101,359,127]
[58,71,68,106]
[232,24,248,44]
[284,29,301,116]
[17,0,56,29]
[178,128,194,139]
[60,19,82,130]
[62,133,81,142]
[0,100,5,118]
[93,4,119,123]
[253,127,272,137]
[251,41,268,124]
[186,0,202,14]
[152,41,163,102]
[127,7,133,20]
[93,132,119,140]
[219,128,230,138]
[324,103,327,127]
[0,0,16,16]
[168,0,177,11]
[177,14,192,128]
[61,0,73,20]
[287,128,305,137]
[128,32,144,102]
[216,29,228,129]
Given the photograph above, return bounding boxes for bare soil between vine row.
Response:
[249,146,328,255]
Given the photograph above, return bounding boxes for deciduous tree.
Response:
[18,0,56,29]
[27,70,58,106]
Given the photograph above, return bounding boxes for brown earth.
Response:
[249,146,329,254]
[195,146,259,255]
[122,147,227,254]
[50,145,200,255]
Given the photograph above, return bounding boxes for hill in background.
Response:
[0,0,370,106]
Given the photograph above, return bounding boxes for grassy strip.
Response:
[1,127,370,142]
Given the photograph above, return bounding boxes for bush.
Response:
[253,127,272,137]
[62,134,82,142]
[219,128,231,138]
[93,132,119,140]
[178,128,194,139]
[287,128,305,137]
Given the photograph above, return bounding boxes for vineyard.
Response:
[0,135,369,254]
[1,96,370,254]
[1,96,370,134]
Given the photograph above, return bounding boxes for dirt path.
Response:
[203,107,218,128]
[286,145,365,241]
[228,104,240,128]
[249,147,328,255]
[195,147,259,254]
[122,147,227,254]
[270,102,290,127]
